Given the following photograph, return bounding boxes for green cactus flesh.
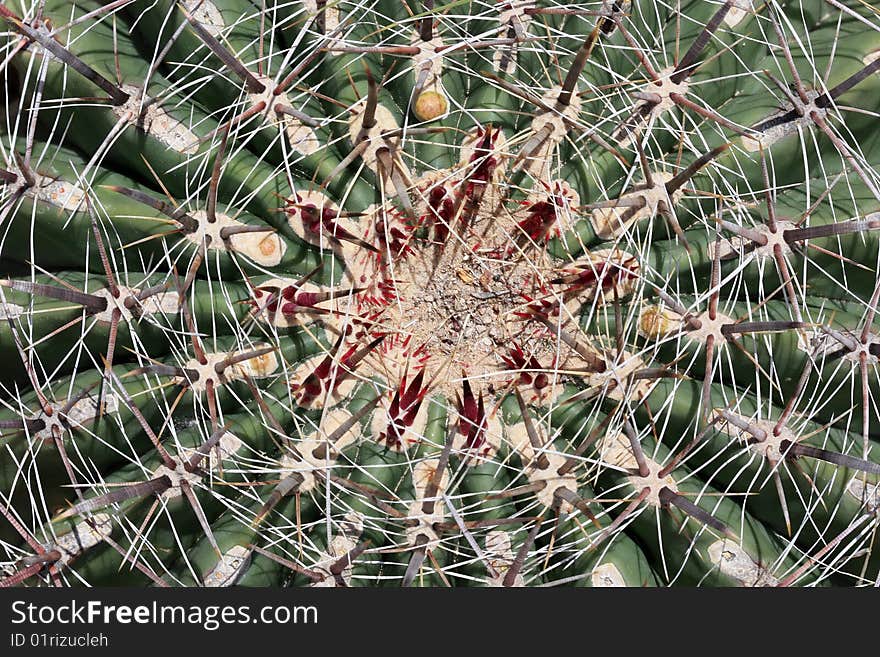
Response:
[2,0,880,587]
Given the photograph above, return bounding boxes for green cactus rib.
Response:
[3,0,880,588]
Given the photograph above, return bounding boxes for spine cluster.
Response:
[1,0,880,587]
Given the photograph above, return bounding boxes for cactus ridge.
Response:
[2,0,880,587]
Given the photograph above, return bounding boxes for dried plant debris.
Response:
[1,0,880,588]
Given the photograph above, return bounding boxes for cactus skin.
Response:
[2,0,880,589]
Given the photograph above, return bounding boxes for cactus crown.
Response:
[2,0,880,588]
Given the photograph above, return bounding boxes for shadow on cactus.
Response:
[1,0,880,588]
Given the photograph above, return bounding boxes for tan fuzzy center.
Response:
[183,0,225,36]
[707,540,778,586]
[590,172,677,240]
[249,76,320,155]
[112,85,199,155]
[599,431,676,507]
[203,545,250,587]
[742,90,826,152]
[178,347,279,393]
[50,514,113,566]
[591,562,626,587]
[186,210,285,267]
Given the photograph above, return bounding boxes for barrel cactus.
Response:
[1,0,880,588]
